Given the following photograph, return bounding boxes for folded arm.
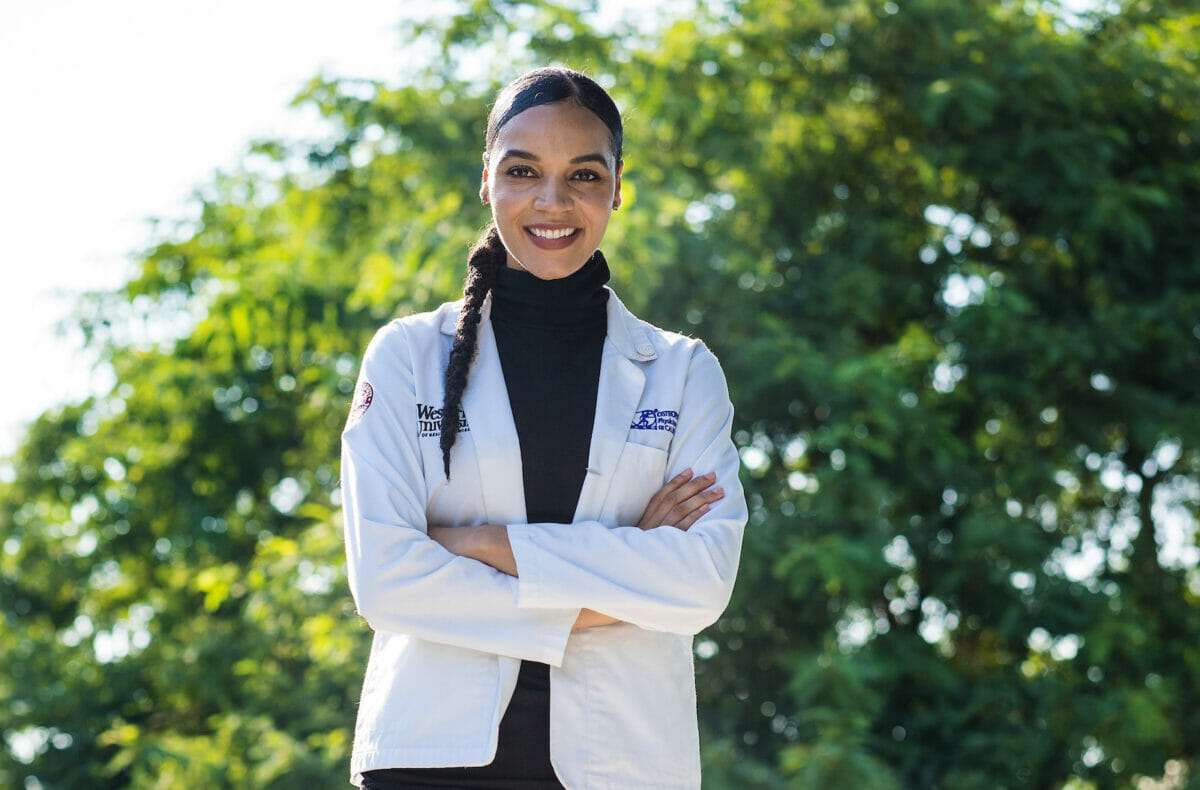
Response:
[429,468,725,629]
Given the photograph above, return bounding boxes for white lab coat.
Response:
[340,288,747,789]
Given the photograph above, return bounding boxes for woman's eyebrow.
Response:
[570,153,611,168]
[498,149,611,169]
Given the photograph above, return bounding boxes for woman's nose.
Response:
[533,178,570,210]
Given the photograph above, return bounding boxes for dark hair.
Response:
[485,67,623,164]
[438,67,623,478]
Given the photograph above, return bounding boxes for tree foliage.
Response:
[2,1,1198,787]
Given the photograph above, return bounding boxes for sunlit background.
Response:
[0,0,412,455]
[0,0,1109,456]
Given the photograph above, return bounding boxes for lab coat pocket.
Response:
[606,441,669,527]
[566,627,701,787]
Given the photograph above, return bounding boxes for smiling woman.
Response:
[338,66,747,790]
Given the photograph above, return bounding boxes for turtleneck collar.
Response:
[490,250,611,327]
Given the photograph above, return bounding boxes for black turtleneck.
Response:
[490,252,610,525]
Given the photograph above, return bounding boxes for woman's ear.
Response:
[480,152,492,205]
[612,159,624,210]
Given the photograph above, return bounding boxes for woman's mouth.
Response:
[526,226,579,249]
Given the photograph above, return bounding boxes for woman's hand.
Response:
[574,609,620,629]
[636,468,724,531]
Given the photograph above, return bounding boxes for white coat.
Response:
[340,287,747,789]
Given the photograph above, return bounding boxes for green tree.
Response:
[648,2,1200,788]
[2,1,1198,788]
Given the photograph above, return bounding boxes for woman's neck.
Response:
[490,251,610,327]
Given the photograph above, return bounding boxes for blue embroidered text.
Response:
[630,409,678,433]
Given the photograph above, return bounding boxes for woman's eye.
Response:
[506,166,536,178]
[573,170,601,182]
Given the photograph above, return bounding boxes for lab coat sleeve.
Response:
[340,320,579,665]
[507,344,747,635]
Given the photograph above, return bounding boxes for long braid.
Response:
[440,225,505,478]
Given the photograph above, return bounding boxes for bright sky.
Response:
[0,0,423,456]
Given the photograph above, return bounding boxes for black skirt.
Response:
[359,660,565,790]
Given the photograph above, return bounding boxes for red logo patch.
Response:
[347,381,374,428]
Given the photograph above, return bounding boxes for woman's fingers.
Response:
[636,469,692,529]
[636,469,723,530]
[645,468,694,510]
[664,485,724,531]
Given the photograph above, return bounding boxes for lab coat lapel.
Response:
[575,343,644,522]
[458,310,528,525]
[574,292,652,523]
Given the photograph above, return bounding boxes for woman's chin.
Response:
[508,252,592,280]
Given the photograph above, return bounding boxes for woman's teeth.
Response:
[529,227,577,239]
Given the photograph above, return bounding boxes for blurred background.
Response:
[0,0,412,455]
[2,0,1198,787]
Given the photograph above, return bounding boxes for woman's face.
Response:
[481,102,622,280]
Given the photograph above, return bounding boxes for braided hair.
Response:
[438,67,623,478]
[439,225,505,477]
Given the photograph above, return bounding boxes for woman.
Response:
[340,67,747,790]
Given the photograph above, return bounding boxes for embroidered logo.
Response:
[347,381,374,428]
[418,403,469,438]
[630,408,678,434]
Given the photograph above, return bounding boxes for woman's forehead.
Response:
[488,103,616,163]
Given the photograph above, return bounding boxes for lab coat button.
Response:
[636,343,654,357]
